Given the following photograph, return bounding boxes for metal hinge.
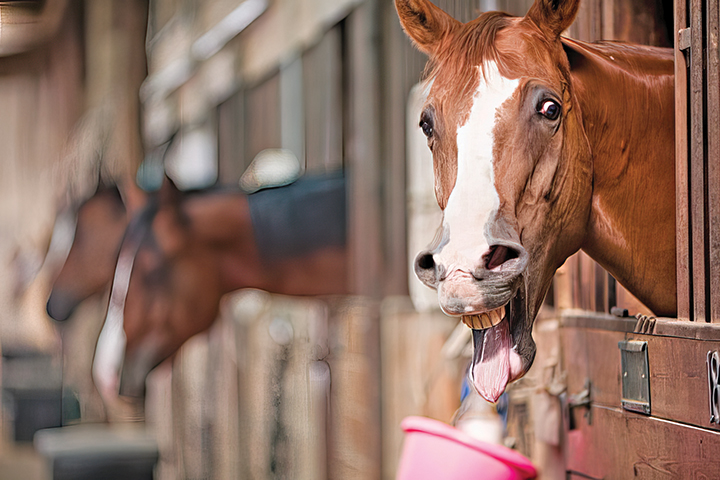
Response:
[678,27,692,52]
[563,379,592,430]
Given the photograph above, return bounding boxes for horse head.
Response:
[116,177,223,398]
[397,0,593,402]
[47,184,130,322]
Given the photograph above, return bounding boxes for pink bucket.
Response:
[396,416,537,480]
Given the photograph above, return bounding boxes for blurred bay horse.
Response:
[48,173,347,408]
[397,0,674,402]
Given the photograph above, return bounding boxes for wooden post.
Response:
[346,0,382,299]
[690,0,707,322]
[706,0,720,322]
[675,0,691,321]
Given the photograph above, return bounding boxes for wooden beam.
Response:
[690,0,707,322]
[707,0,720,322]
[673,10,691,324]
[345,0,383,298]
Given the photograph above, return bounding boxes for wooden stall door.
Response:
[559,0,720,477]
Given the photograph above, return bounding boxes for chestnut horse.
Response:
[46,183,153,322]
[397,0,674,402]
[48,174,348,404]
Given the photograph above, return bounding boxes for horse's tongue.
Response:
[470,320,511,403]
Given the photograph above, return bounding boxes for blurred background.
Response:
[0,0,671,478]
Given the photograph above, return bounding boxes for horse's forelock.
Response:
[426,13,516,81]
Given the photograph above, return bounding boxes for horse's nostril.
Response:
[417,252,435,270]
[485,245,521,270]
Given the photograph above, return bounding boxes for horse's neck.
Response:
[183,192,268,291]
[564,38,677,316]
[183,192,349,297]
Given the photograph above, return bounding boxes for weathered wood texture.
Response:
[676,0,692,322]
[562,321,720,477]
[567,406,720,479]
[707,0,720,323]
[244,72,282,170]
[145,292,381,480]
[346,0,383,298]
[380,297,465,480]
[675,0,720,323]
[303,27,343,174]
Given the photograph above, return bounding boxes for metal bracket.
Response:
[707,351,720,424]
[678,27,692,51]
[619,340,651,414]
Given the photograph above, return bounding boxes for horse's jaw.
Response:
[462,280,535,403]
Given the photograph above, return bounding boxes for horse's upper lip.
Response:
[437,268,522,316]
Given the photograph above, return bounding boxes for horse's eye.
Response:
[538,100,561,120]
[420,118,434,138]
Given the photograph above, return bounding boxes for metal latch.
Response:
[563,379,592,430]
[619,340,651,415]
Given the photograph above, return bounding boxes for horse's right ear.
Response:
[395,0,460,56]
[525,0,580,39]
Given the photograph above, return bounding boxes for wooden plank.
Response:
[346,0,383,297]
[562,312,720,340]
[611,0,672,46]
[560,324,590,401]
[637,332,720,429]
[562,323,720,431]
[676,0,692,321]
[561,312,637,333]
[243,72,281,169]
[707,0,720,322]
[379,1,417,296]
[553,261,573,311]
[593,262,607,313]
[567,406,720,478]
[379,297,463,480]
[615,283,654,317]
[217,91,245,184]
[327,297,382,480]
[578,252,597,311]
[302,27,343,173]
[690,0,708,322]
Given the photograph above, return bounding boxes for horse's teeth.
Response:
[488,309,500,326]
[462,306,507,330]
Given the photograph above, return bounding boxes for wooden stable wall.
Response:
[675,0,720,322]
[553,0,720,477]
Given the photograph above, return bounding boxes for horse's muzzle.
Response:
[414,242,528,315]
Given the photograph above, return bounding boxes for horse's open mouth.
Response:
[461,283,526,403]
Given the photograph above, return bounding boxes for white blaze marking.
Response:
[92,237,138,399]
[437,62,520,277]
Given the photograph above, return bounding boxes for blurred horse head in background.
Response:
[46,179,150,322]
[48,173,348,418]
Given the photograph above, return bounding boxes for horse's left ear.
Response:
[525,0,580,39]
